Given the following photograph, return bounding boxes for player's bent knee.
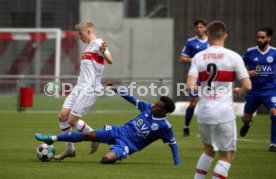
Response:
[58,113,68,122]
[67,114,79,127]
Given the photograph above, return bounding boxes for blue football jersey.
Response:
[122,100,176,151]
[181,36,208,58]
[243,46,276,94]
[115,88,176,152]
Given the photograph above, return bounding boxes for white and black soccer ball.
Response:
[36,143,55,162]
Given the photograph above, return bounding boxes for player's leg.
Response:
[56,87,79,159]
[69,92,99,154]
[240,95,260,137]
[101,139,130,164]
[194,124,215,179]
[34,131,97,144]
[211,121,236,179]
[184,96,198,137]
[269,108,276,152]
[212,151,234,179]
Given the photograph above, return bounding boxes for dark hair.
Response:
[193,19,207,27]
[257,27,274,37]
[207,20,227,40]
[160,96,175,113]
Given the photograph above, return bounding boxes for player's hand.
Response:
[248,70,258,77]
[105,81,115,89]
[99,42,107,54]
[233,87,242,97]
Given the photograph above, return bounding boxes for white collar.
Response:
[196,35,208,43]
[152,115,167,121]
[257,45,270,55]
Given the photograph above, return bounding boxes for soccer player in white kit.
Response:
[187,21,251,179]
[55,21,113,160]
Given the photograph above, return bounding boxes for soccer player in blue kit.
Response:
[240,27,276,152]
[35,82,180,164]
[180,19,208,137]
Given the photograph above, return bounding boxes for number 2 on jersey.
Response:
[206,63,218,90]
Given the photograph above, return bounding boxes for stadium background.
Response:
[1,0,276,105]
[0,1,276,179]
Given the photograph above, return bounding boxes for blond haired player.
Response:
[55,21,112,160]
[187,21,251,179]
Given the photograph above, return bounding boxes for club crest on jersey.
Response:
[266,56,274,63]
[151,123,159,131]
[271,97,276,103]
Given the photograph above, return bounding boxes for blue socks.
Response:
[57,132,83,142]
[185,106,195,127]
[271,115,276,144]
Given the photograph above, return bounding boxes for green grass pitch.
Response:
[0,96,276,178]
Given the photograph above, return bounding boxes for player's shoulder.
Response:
[90,38,103,45]
[245,46,258,53]
[269,46,276,52]
[187,36,197,42]
[160,119,172,129]
[223,48,242,58]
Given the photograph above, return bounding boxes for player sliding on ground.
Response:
[35,82,180,165]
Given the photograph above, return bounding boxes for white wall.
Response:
[80,1,173,79]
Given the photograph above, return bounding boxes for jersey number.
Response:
[206,63,218,90]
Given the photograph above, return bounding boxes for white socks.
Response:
[59,121,75,152]
[194,153,214,179]
[74,119,94,133]
[212,160,231,179]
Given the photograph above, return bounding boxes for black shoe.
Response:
[269,144,276,152]
[240,120,252,137]
[183,127,190,137]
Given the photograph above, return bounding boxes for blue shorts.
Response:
[95,125,130,160]
[244,94,276,114]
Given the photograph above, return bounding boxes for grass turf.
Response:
[0,96,276,178]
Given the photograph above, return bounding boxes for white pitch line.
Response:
[196,134,269,144]
[237,138,269,144]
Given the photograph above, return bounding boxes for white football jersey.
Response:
[188,46,249,124]
[75,38,110,91]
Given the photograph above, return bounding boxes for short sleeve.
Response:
[181,41,192,57]
[136,100,152,112]
[243,50,250,66]
[188,57,199,78]
[234,54,249,80]
[161,124,176,145]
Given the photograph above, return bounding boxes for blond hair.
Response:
[75,21,95,32]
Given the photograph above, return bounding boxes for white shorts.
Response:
[63,87,97,117]
[198,120,237,151]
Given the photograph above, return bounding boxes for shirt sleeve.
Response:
[234,54,249,80]
[181,41,192,57]
[188,57,199,78]
[243,50,250,66]
[115,87,152,112]
[161,121,176,144]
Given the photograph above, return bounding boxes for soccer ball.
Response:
[36,143,55,162]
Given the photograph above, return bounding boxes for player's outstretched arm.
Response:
[169,143,180,166]
[106,81,139,107]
